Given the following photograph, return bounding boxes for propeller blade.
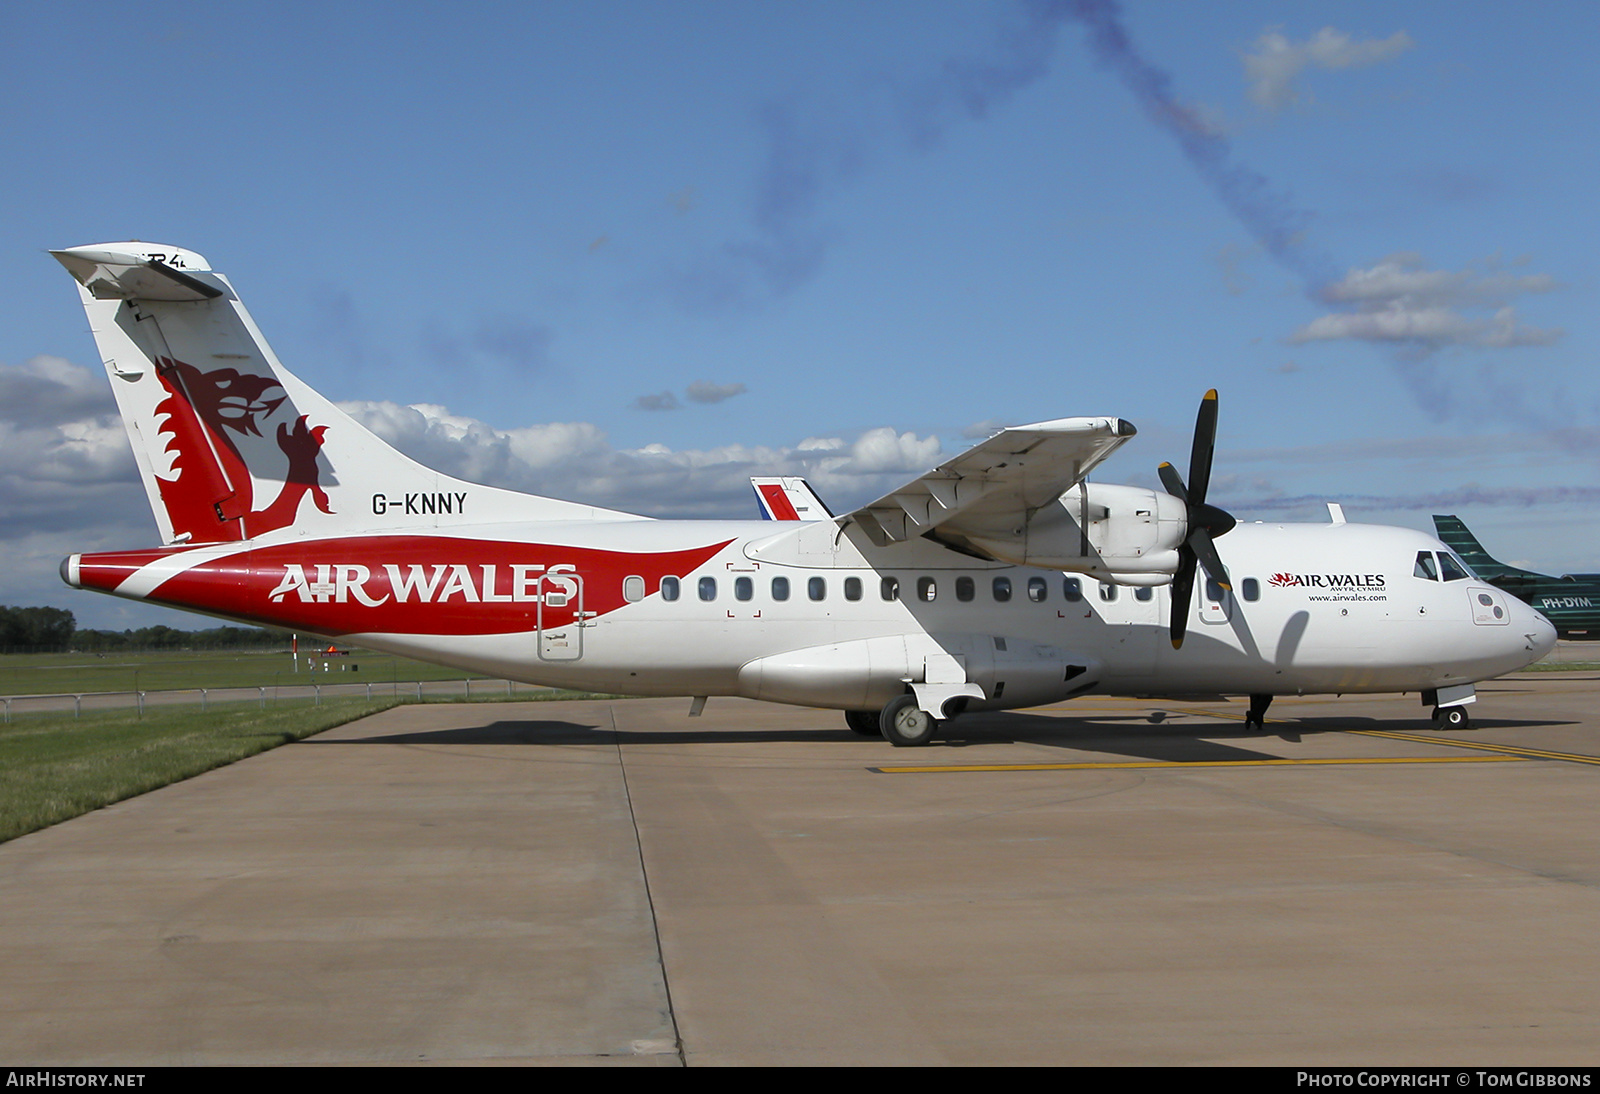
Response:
[1190,527,1230,591]
[1157,461,1187,502]
[1161,390,1235,650]
[1187,389,1218,504]
[1169,548,1196,649]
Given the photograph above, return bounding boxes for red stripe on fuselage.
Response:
[74,536,734,636]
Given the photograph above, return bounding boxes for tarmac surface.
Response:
[3,672,1600,1065]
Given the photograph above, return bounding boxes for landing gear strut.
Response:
[880,694,939,747]
[1244,693,1272,731]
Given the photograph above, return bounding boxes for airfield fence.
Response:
[0,677,544,722]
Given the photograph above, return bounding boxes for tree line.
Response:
[0,605,289,653]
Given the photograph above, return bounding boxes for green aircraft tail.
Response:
[1432,515,1537,581]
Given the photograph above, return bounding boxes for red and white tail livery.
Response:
[56,243,1556,743]
[751,477,832,521]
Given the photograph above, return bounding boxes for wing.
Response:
[844,417,1136,548]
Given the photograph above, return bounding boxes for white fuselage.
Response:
[289,517,1553,710]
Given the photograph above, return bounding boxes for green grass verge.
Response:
[0,699,399,844]
[0,688,633,845]
[0,649,503,696]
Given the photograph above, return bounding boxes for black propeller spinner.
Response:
[1157,390,1237,650]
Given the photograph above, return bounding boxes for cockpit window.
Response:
[1413,551,1439,581]
[1439,552,1471,582]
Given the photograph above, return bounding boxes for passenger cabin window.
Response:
[1063,578,1083,602]
[1027,576,1048,603]
[1242,578,1260,602]
[956,576,975,602]
[698,576,717,601]
[623,575,646,602]
[992,577,1012,602]
[1098,582,1117,602]
[1439,553,1471,582]
[808,576,826,601]
[881,577,900,601]
[1414,551,1439,581]
[917,577,937,602]
[771,576,790,601]
[1135,586,1153,602]
[734,576,753,601]
[844,577,862,601]
[660,576,680,601]
[1204,578,1225,602]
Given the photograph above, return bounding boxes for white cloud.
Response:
[1244,26,1414,112]
[341,400,942,519]
[1292,253,1563,352]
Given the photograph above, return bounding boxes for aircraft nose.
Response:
[1525,610,1558,663]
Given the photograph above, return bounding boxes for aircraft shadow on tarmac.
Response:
[937,710,1569,762]
[312,707,1571,765]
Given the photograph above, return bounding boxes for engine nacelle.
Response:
[737,633,1102,713]
[960,482,1186,584]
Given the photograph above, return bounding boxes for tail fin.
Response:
[751,476,833,521]
[54,244,643,545]
[1431,514,1533,581]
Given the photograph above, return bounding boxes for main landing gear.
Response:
[880,694,939,747]
[844,710,880,736]
[1244,693,1272,731]
[847,696,942,747]
[1432,705,1471,730]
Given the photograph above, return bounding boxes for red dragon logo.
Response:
[152,356,332,542]
[1269,572,1297,587]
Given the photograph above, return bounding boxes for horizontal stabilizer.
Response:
[52,245,225,302]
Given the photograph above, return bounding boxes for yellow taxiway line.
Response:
[1350,728,1600,766]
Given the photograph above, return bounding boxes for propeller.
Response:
[1158,389,1237,649]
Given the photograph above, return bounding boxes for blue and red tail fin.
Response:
[751,477,833,521]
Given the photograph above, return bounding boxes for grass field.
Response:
[0,648,499,696]
[0,685,631,844]
[0,699,400,843]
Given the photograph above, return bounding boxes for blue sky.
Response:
[2,1,1598,629]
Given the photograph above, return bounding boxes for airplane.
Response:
[1434,515,1600,639]
[51,242,1555,742]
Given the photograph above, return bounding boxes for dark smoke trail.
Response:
[1043,0,1338,295]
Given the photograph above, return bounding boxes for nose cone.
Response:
[1525,609,1558,664]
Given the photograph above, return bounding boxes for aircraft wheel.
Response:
[880,694,938,747]
[1435,706,1471,730]
[844,710,880,736]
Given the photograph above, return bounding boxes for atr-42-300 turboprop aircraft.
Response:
[54,243,1555,741]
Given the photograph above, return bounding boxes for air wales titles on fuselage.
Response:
[1269,571,1388,600]
[269,562,578,606]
